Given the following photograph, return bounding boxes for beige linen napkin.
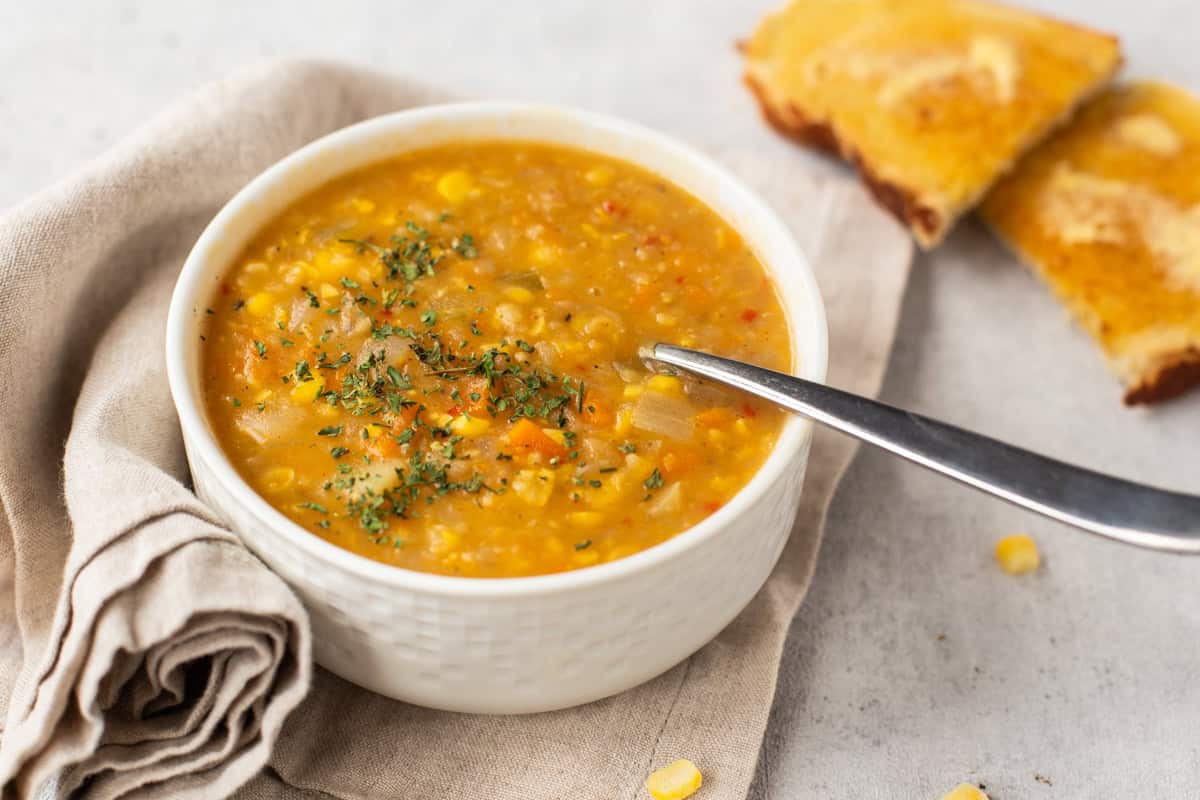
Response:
[0,60,911,799]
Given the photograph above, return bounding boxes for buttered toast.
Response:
[743,0,1122,247]
[981,82,1200,404]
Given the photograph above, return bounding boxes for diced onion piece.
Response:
[498,270,546,292]
[632,391,694,440]
[646,482,682,516]
[612,360,644,383]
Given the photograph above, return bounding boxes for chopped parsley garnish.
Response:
[253,340,267,358]
[643,468,664,490]
[574,540,592,551]
[317,425,343,437]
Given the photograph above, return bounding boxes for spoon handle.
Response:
[652,344,1200,554]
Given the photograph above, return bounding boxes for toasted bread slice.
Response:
[981,82,1200,405]
[743,0,1122,248]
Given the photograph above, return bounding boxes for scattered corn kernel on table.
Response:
[5,1,1199,797]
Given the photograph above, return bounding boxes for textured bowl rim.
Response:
[166,101,829,598]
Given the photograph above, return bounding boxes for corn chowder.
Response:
[202,142,791,577]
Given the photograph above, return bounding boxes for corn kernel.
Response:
[567,511,605,528]
[351,197,376,214]
[995,534,1040,575]
[530,243,557,265]
[622,384,644,400]
[282,262,317,286]
[573,547,601,566]
[450,414,491,437]
[655,312,677,327]
[580,222,600,239]
[733,418,751,436]
[584,164,615,186]
[427,525,462,556]
[252,388,274,404]
[262,466,295,492]
[541,427,566,446]
[503,285,535,304]
[646,759,702,800]
[364,423,386,439]
[319,282,340,300]
[436,170,474,204]
[512,469,556,506]
[940,784,990,800]
[615,405,634,435]
[244,291,275,318]
[647,375,684,396]
[606,544,640,562]
[290,377,324,405]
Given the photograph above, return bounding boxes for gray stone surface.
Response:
[3,1,1199,797]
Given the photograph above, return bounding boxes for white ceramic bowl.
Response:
[166,103,829,714]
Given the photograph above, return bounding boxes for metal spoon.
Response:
[651,344,1200,554]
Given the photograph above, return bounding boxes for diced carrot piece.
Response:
[696,407,736,428]
[741,308,759,322]
[661,450,698,478]
[580,393,615,427]
[506,418,568,460]
[370,434,400,459]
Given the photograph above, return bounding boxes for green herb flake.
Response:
[643,468,664,490]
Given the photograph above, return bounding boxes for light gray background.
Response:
[3,2,1198,797]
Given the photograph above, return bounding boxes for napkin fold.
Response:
[0,60,911,799]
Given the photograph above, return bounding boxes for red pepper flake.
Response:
[446,404,461,417]
[674,275,686,285]
[379,308,393,317]
[740,308,759,322]
[740,402,758,418]
[600,199,626,217]
[643,233,662,246]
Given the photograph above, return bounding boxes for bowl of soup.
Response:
[166,103,828,713]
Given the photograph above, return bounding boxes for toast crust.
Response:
[745,73,942,241]
[1123,352,1200,405]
